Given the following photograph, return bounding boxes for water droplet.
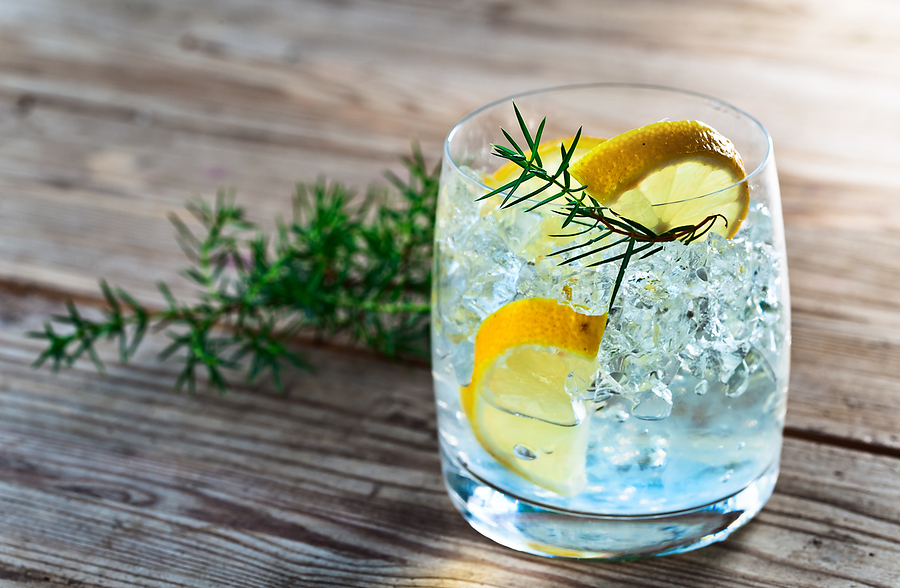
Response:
[513,444,537,461]
[720,469,734,482]
[694,380,709,395]
[632,384,673,421]
[737,442,745,450]
[614,410,630,422]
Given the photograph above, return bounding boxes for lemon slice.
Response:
[567,121,749,239]
[462,298,607,495]
[485,136,606,259]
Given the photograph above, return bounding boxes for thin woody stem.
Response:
[586,210,728,244]
[486,102,739,313]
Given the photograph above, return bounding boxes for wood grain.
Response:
[2,292,899,588]
[1,0,899,452]
[1,0,900,585]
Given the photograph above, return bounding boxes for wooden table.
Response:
[2,1,899,586]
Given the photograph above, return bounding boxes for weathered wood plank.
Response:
[0,0,898,300]
[1,0,899,454]
[2,0,900,584]
[1,293,899,587]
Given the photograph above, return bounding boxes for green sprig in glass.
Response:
[481,102,730,311]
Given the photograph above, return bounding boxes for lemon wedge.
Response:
[567,120,749,239]
[462,298,607,495]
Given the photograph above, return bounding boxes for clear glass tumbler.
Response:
[431,84,790,559]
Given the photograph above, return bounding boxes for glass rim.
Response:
[443,82,773,206]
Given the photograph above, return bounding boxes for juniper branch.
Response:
[31,146,439,393]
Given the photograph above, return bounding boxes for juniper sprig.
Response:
[30,145,439,394]
[483,101,726,310]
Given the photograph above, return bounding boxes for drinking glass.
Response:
[431,84,790,559]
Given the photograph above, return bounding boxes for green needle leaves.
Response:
[484,102,730,312]
[481,104,587,213]
[31,145,439,394]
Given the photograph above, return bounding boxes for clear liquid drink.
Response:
[432,85,790,558]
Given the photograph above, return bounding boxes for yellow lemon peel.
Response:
[568,120,749,239]
[462,298,606,494]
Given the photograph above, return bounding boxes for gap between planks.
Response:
[2,278,897,463]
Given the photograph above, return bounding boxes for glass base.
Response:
[442,448,779,560]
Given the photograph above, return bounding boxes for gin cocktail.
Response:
[432,84,790,558]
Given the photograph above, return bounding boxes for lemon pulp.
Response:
[567,120,749,239]
[462,298,606,495]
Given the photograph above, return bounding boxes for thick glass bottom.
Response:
[441,447,779,560]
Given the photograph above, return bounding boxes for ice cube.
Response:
[632,382,674,421]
